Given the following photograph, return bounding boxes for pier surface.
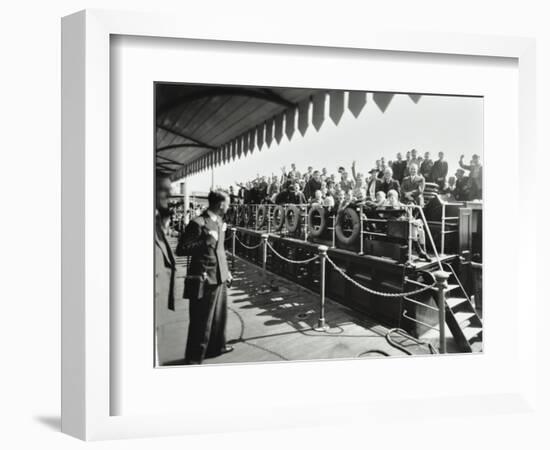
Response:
[155,236,456,366]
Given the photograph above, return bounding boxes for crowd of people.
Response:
[228,149,483,212]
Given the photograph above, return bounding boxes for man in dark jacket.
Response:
[275,183,307,204]
[454,169,470,201]
[304,170,322,200]
[176,190,233,364]
[392,152,407,182]
[155,176,177,365]
[420,151,434,182]
[377,167,401,196]
[430,151,449,190]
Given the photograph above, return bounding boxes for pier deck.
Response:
[156,236,460,366]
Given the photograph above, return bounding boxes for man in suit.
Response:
[459,153,483,200]
[377,167,401,196]
[275,182,307,204]
[392,152,407,182]
[454,168,470,201]
[365,168,381,201]
[420,151,434,182]
[155,176,177,364]
[401,163,426,207]
[430,151,449,190]
[176,190,233,364]
[304,170,322,201]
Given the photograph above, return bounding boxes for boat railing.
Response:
[228,202,447,269]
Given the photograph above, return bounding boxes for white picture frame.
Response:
[61,9,537,441]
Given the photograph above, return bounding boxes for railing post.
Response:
[332,215,336,248]
[313,245,329,331]
[303,205,309,241]
[231,227,237,270]
[407,207,413,265]
[267,205,271,234]
[261,233,269,275]
[433,270,450,354]
[358,206,364,255]
[441,203,446,255]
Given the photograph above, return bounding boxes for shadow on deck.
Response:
[156,236,438,367]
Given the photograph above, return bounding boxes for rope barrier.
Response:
[325,254,435,297]
[266,241,320,265]
[234,234,263,250]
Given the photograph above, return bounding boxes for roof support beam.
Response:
[156,155,186,166]
[156,143,216,153]
[156,125,216,149]
[157,87,296,116]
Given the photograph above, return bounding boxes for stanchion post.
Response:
[313,245,329,331]
[332,215,336,248]
[441,203,446,255]
[261,233,269,275]
[231,227,237,270]
[433,270,450,353]
[407,207,413,264]
[358,206,364,255]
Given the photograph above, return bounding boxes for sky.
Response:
[176,92,483,193]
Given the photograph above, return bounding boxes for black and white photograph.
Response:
[154,83,484,366]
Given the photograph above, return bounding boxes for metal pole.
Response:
[261,233,269,275]
[231,227,237,270]
[332,215,336,248]
[441,203,446,255]
[267,204,271,233]
[407,207,413,265]
[314,245,329,331]
[304,206,309,241]
[433,270,450,353]
[358,206,364,255]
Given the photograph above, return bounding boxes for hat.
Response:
[368,168,379,174]
[456,168,465,174]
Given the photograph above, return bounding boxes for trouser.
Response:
[185,283,228,364]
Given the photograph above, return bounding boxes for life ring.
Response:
[285,204,302,233]
[256,204,267,228]
[307,205,328,237]
[335,207,361,245]
[272,205,285,231]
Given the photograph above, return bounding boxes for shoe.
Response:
[220,345,234,355]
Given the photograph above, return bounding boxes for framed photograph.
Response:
[62,9,537,440]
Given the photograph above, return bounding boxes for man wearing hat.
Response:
[275,181,306,204]
[366,168,381,201]
[454,168,470,201]
[459,154,483,200]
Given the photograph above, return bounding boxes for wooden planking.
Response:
[156,235,435,366]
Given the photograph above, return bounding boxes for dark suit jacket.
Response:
[155,218,176,311]
[176,211,230,292]
[378,178,401,196]
[430,160,448,185]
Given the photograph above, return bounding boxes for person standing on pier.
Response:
[176,190,234,364]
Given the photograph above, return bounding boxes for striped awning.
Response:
[155,83,416,180]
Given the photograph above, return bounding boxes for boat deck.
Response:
[156,235,461,367]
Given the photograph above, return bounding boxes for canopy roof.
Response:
[155,83,408,180]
